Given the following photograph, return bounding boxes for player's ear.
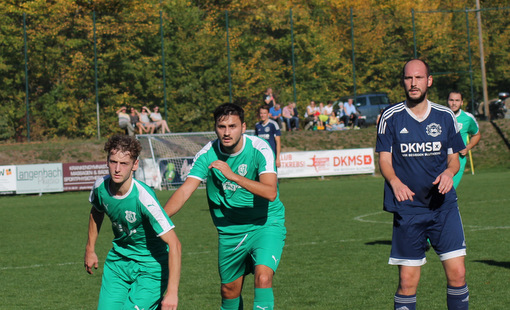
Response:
[241,122,246,134]
[132,159,139,171]
[427,75,433,87]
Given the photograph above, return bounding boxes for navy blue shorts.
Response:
[389,207,466,266]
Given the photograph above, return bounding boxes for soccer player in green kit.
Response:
[84,135,181,310]
[164,103,286,310]
[447,91,481,189]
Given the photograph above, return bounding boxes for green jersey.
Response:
[89,176,175,262]
[188,135,285,234]
[456,110,479,147]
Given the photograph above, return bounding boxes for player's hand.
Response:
[459,148,468,156]
[84,251,98,274]
[432,170,454,194]
[160,293,178,310]
[390,179,415,202]
[276,157,281,168]
[209,160,236,180]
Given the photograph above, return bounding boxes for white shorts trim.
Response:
[388,257,427,266]
[439,249,466,261]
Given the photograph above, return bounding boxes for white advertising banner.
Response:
[278,148,375,178]
[16,163,64,194]
[0,165,17,193]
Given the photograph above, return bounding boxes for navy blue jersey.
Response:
[376,101,465,214]
[255,120,281,158]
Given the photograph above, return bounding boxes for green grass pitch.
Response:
[1,170,509,309]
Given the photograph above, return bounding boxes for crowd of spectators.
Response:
[116,105,171,135]
[117,88,363,136]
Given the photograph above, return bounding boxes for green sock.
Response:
[253,288,274,310]
[221,296,243,310]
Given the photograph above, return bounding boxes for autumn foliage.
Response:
[0,0,509,140]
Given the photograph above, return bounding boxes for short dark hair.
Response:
[448,91,463,101]
[104,134,142,160]
[213,103,245,124]
[258,104,271,113]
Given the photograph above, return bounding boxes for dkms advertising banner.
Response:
[0,165,16,193]
[16,163,64,194]
[278,148,375,178]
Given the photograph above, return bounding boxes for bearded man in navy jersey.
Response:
[376,59,469,310]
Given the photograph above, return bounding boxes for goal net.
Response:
[135,131,254,190]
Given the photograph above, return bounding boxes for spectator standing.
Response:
[255,105,281,168]
[376,59,468,310]
[164,103,286,310]
[269,103,283,130]
[116,106,135,136]
[344,98,360,129]
[263,87,276,108]
[447,91,481,189]
[84,134,181,310]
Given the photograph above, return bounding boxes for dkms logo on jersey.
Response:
[400,141,441,156]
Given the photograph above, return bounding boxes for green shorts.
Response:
[98,253,168,310]
[217,224,286,284]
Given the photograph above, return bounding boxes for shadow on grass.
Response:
[472,260,510,269]
[365,240,392,246]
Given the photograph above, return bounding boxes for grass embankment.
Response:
[1,119,509,172]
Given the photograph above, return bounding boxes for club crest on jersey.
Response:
[264,127,270,132]
[426,123,442,137]
[238,164,248,176]
[125,210,137,223]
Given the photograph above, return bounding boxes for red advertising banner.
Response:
[63,161,108,191]
[278,148,375,178]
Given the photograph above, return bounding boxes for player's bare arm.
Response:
[209,160,278,201]
[460,132,481,156]
[379,151,415,202]
[159,229,181,310]
[164,177,202,217]
[433,153,460,194]
[275,136,281,168]
[84,207,104,274]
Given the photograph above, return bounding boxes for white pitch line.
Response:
[354,210,510,232]
[1,238,371,271]
[353,211,391,224]
[0,261,80,271]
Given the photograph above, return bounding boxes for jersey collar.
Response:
[404,100,431,122]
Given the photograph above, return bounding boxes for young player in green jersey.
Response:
[447,91,481,189]
[164,103,286,310]
[84,135,181,310]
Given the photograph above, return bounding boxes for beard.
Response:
[405,87,428,106]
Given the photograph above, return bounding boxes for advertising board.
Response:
[16,163,64,194]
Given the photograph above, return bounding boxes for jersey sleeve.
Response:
[88,176,107,212]
[137,183,175,237]
[252,137,276,175]
[467,112,480,135]
[188,141,214,181]
[275,123,281,136]
[375,111,393,153]
[448,115,466,154]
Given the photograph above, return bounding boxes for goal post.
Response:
[135,132,216,190]
[135,130,255,190]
